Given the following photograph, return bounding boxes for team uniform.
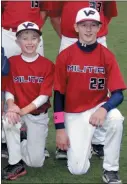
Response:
[1,1,53,158]
[2,1,52,58]
[54,41,126,178]
[50,1,118,158]
[2,54,54,179]
[53,8,126,183]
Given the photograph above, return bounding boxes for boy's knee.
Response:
[107,109,124,132]
[67,160,90,175]
[107,109,124,122]
[2,116,13,130]
[29,153,45,167]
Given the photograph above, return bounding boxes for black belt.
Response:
[30,109,48,116]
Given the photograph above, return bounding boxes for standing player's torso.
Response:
[9,55,51,108]
[2,1,43,29]
[63,43,109,112]
[61,1,108,38]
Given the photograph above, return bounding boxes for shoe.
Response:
[55,148,67,160]
[44,148,50,158]
[2,160,27,180]
[1,143,9,159]
[92,144,104,159]
[102,170,122,184]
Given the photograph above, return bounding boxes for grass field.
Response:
[2,2,127,183]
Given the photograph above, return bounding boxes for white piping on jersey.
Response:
[21,53,39,63]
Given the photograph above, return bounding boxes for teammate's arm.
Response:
[90,53,126,127]
[21,62,54,116]
[89,90,124,127]
[48,2,62,38]
[5,92,21,124]
[20,95,48,116]
[103,1,118,24]
[40,11,48,27]
[50,16,61,38]
[54,91,70,151]
[54,54,70,151]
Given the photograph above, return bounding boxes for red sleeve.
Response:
[106,54,126,92]
[1,76,8,91]
[5,71,15,96]
[39,62,54,97]
[54,53,67,94]
[104,1,118,19]
[40,1,54,11]
[48,2,63,17]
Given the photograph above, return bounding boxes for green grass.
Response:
[2,2,127,183]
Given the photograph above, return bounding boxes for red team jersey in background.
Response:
[6,55,54,113]
[2,1,53,29]
[54,43,126,113]
[49,1,118,38]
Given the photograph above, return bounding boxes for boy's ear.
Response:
[15,39,19,46]
[97,24,102,33]
[74,23,79,33]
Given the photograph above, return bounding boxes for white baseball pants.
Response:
[64,103,124,175]
[59,35,107,146]
[2,113,49,167]
[2,27,44,58]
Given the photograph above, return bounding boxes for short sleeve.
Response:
[40,1,54,11]
[54,54,67,94]
[39,63,54,97]
[48,2,63,17]
[103,1,118,18]
[5,71,15,96]
[106,54,126,92]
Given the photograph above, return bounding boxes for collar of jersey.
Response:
[77,40,98,52]
[21,54,39,63]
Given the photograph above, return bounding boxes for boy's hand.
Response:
[89,107,107,127]
[56,129,70,151]
[6,111,21,124]
[7,104,21,114]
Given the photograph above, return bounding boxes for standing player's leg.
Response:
[2,28,21,58]
[59,35,78,53]
[36,36,44,56]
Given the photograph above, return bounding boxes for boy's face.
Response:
[16,30,40,56]
[74,20,101,45]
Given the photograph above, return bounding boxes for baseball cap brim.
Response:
[76,18,102,24]
[16,28,42,37]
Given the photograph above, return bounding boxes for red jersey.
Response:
[50,1,117,38]
[54,43,126,113]
[6,55,54,112]
[2,1,53,29]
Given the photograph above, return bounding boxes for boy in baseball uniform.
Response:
[54,7,126,184]
[2,21,54,180]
